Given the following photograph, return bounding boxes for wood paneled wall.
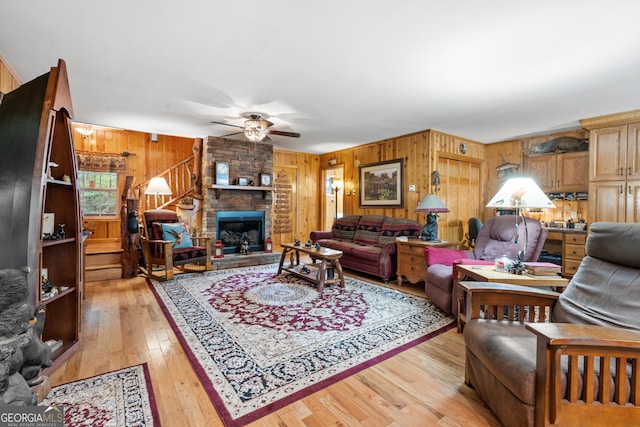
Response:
[72,124,195,244]
[0,53,22,96]
[318,129,485,243]
[272,150,320,248]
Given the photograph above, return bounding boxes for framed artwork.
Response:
[42,213,55,237]
[260,173,272,186]
[358,159,404,208]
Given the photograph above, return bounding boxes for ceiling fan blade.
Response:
[268,129,301,138]
[211,120,245,129]
[219,131,244,137]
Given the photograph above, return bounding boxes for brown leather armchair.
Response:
[461,222,640,427]
[140,209,212,280]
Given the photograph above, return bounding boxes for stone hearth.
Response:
[212,252,281,270]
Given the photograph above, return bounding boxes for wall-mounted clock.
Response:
[216,161,229,185]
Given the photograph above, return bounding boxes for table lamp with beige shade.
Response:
[486,177,555,272]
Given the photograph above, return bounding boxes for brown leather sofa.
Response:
[424,215,548,315]
[461,222,640,427]
[310,215,421,283]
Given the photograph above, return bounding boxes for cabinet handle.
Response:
[557,180,560,188]
[620,185,624,194]
[629,167,632,175]
[621,167,624,176]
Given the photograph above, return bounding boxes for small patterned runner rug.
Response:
[41,363,160,426]
[148,264,454,426]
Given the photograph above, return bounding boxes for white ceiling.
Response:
[2,1,640,154]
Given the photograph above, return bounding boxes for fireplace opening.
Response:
[216,211,265,254]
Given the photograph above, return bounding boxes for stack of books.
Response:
[523,262,562,276]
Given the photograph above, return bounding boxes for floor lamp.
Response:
[486,177,554,271]
[330,177,342,222]
[145,176,172,209]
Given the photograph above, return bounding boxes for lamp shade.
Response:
[486,177,554,209]
[415,194,449,213]
[145,177,172,195]
[330,177,342,191]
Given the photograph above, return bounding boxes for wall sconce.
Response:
[77,125,95,139]
[431,170,441,192]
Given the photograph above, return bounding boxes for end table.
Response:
[396,238,459,286]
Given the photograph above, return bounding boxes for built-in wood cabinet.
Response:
[588,180,640,223]
[589,123,640,182]
[524,151,589,192]
[0,59,81,373]
[586,118,640,223]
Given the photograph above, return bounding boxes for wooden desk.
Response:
[396,238,459,286]
[456,264,569,331]
[277,243,345,293]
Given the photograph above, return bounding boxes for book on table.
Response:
[523,262,562,275]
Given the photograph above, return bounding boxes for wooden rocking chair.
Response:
[140,209,212,280]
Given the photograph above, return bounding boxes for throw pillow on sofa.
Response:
[353,215,387,246]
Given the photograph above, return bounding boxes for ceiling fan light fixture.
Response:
[244,128,267,142]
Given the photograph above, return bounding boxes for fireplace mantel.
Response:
[208,184,273,199]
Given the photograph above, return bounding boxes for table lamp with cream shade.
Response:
[145,176,172,209]
[486,177,555,271]
[415,194,449,241]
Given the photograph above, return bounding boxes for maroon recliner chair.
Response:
[423,215,548,314]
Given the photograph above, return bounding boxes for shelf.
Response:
[47,178,73,186]
[42,236,76,247]
[208,184,274,199]
[41,286,76,305]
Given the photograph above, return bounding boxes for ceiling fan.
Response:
[211,112,301,142]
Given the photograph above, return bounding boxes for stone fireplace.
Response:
[202,137,273,252]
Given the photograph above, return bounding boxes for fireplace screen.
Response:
[216,211,265,253]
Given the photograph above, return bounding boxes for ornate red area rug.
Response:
[41,363,160,426]
[148,264,454,426]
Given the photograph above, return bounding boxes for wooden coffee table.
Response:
[277,243,345,293]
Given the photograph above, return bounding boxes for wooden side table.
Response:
[396,238,459,286]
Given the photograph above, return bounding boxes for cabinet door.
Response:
[524,155,556,191]
[589,126,626,181]
[626,180,640,223]
[627,123,640,180]
[588,181,626,222]
[556,152,588,192]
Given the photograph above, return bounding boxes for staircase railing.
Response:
[135,155,196,212]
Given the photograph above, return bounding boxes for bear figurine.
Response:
[0,267,52,405]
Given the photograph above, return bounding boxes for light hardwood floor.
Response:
[48,269,502,427]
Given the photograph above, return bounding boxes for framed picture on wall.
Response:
[358,159,404,208]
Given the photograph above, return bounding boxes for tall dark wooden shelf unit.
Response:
[0,59,82,373]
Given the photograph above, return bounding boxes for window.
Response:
[78,171,118,217]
